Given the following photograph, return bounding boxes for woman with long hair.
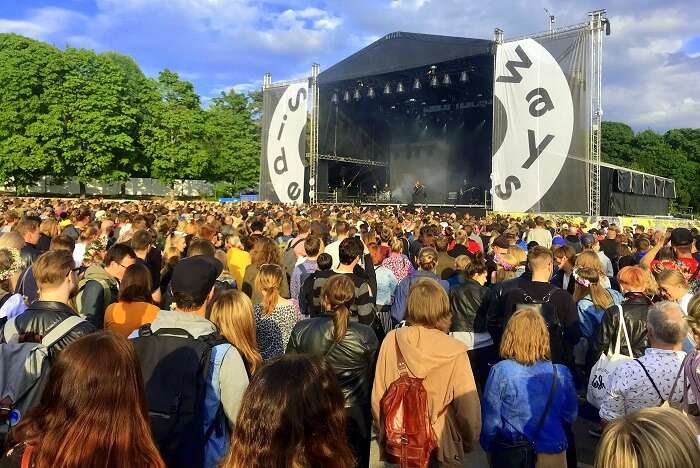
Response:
[481,308,578,468]
[253,264,298,361]
[573,266,623,341]
[210,289,262,376]
[104,263,160,337]
[287,274,379,467]
[656,269,693,313]
[594,407,700,468]
[491,252,519,284]
[242,236,289,303]
[219,354,355,468]
[1,331,165,468]
[373,278,481,466]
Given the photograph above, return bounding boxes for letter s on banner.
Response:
[267,82,307,204]
[491,38,574,212]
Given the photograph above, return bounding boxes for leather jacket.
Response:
[449,279,487,333]
[286,316,378,408]
[2,301,96,359]
[590,292,652,363]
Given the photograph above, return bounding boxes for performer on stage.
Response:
[412,180,427,204]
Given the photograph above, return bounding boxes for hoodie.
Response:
[371,327,481,465]
[77,264,119,328]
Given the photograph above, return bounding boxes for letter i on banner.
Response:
[491,39,574,212]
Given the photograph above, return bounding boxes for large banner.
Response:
[259,80,308,203]
[491,28,591,213]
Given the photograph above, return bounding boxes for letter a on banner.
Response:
[266,82,308,204]
[491,39,574,212]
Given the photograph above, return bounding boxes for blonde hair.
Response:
[33,250,75,290]
[210,290,262,374]
[500,308,551,365]
[594,407,700,468]
[575,251,605,277]
[573,267,614,310]
[255,264,283,315]
[390,237,404,254]
[0,232,24,250]
[686,294,700,342]
[493,253,518,283]
[454,255,472,272]
[321,275,355,343]
[656,269,688,290]
[508,245,527,266]
[406,278,451,332]
[40,218,60,238]
[416,247,439,272]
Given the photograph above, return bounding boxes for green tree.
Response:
[204,91,260,194]
[0,34,63,192]
[601,122,638,168]
[144,70,209,184]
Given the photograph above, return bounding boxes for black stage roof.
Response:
[319,32,494,84]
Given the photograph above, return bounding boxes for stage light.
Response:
[353,88,361,101]
[396,81,405,93]
[413,78,421,90]
[430,75,438,87]
[343,90,350,103]
[331,92,338,104]
[459,70,469,83]
[367,86,375,99]
[442,73,451,86]
[384,82,392,95]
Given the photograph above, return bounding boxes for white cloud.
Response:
[390,0,430,11]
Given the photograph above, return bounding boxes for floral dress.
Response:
[381,253,415,283]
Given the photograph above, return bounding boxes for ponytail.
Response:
[321,275,355,343]
[255,264,283,315]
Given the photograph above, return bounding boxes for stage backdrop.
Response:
[259,80,308,203]
[491,28,591,213]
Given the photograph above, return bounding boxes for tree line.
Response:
[601,122,700,211]
[0,33,260,196]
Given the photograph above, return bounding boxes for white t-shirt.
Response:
[527,227,553,248]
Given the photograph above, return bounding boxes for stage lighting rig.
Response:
[428,65,438,88]
[343,90,351,103]
[413,78,421,90]
[331,92,339,104]
[367,86,376,99]
[353,88,361,101]
[384,82,392,95]
[396,81,405,93]
[459,70,469,83]
[442,73,451,86]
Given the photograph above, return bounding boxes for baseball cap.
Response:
[171,255,223,297]
[552,236,566,247]
[670,228,693,246]
[581,234,597,247]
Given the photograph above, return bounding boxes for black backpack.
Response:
[511,288,569,365]
[131,325,228,468]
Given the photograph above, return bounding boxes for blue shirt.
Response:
[480,360,577,454]
[577,289,624,339]
[390,271,449,323]
[373,265,398,306]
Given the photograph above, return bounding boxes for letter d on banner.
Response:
[267,82,307,203]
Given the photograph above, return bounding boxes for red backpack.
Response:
[380,335,437,468]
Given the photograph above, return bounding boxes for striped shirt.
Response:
[310,270,376,325]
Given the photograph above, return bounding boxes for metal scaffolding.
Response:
[588,9,606,218]
[308,64,320,204]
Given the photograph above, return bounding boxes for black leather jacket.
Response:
[449,279,487,333]
[590,292,653,363]
[2,301,96,359]
[286,316,378,408]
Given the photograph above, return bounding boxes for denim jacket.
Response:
[577,289,624,339]
[480,360,577,454]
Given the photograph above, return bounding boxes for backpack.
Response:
[131,325,229,468]
[0,316,86,439]
[282,238,305,281]
[298,271,319,317]
[74,277,114,315]
[381,334,437,468]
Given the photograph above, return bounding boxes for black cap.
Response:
[581,233,597,247]
[670,228,693,246]
[171,255,223,296]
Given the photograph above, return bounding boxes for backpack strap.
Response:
[394,333,409,377]
[635,359,663,403]
[532,364,558,443]
[41,315,86,348]
[287,237,305,251]
[3,315,19,343]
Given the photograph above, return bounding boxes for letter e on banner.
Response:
[491,39,574,212]
[266,82,307,204]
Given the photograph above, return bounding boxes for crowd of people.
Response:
[0,198,699,468]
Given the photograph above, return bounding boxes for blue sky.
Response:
[1,0,699,130]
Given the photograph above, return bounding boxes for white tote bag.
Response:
[587,305,633,408]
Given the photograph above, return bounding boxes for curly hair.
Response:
[250,237,281,267]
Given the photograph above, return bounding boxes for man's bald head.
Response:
[647,301,688,346]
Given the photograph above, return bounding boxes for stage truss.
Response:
[305,11,607,213]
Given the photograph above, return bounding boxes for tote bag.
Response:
[587,305,633,408]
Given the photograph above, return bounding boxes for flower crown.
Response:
[0,248,24,282]
[494,253,515,271]
[572,268,595,288]
[83,237,107,263]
